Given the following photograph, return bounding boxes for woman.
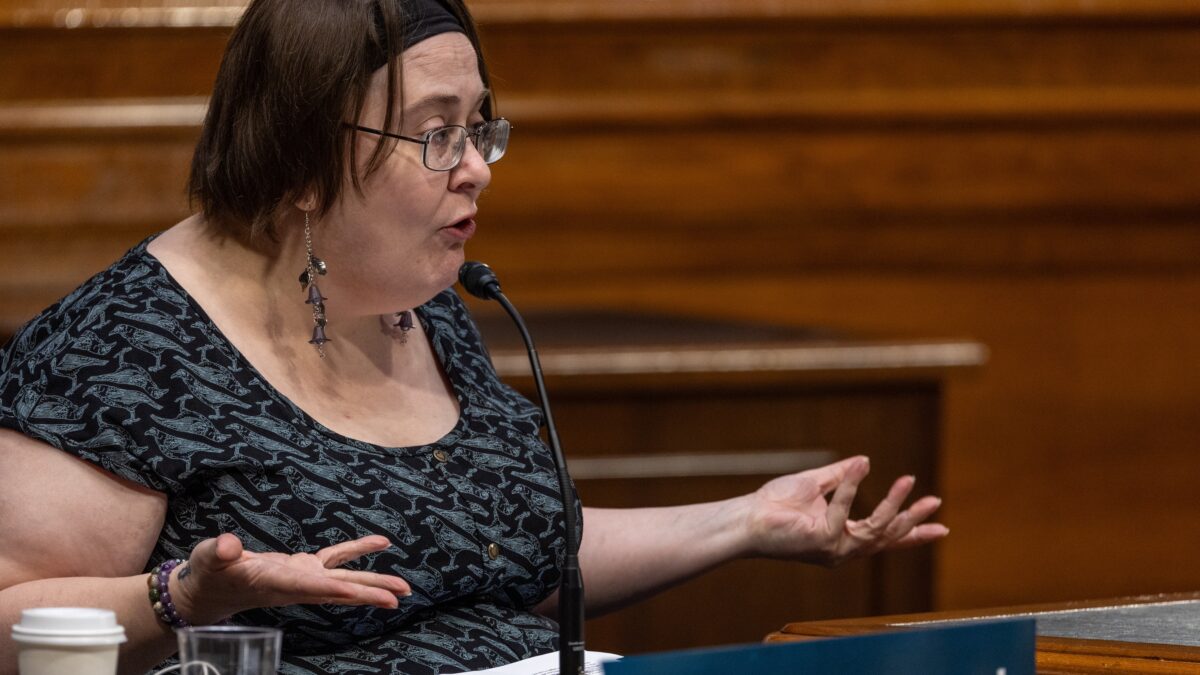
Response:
[0,0,947,673]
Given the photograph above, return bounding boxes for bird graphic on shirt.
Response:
[86,383,164,412]
[332,501,421,548]
[420,514,478,572]
[91,363,169,399]
[144,427,228,459]
[171,355,253,397]
[278,466,361,525]
[227,499,304,550]
[509,484,564,537]
[109,323,189,370]
[150,413,231,444]
[229,410,313,448]
[73,330,118,357]
[114,308,195,345]
[169,370,252,412]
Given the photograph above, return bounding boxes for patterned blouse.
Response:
[0,237,575,674]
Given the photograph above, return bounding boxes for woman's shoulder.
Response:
[0,235,230,494]
[1,236,195,370]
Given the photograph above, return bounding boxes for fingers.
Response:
[213,533,245,563]
[879,493,946,545]
[880,493,940,539]
[811,455,871,496]
[326,568,412,598]
[856,475,917,539]
[315,535,393,568]
[183,534,410,616]
[257,550,410,609]
[276,568,404,609]
[189,533,245,570]
[887,522,951,550]
[846,491,945,558]
[823,456,870,531]
[836,474,947,559]
[309,535,410,605]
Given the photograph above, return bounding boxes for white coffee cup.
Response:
[11,607,127,675]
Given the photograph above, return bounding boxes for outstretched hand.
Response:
[745,456,948,566]
[173,534,411,625]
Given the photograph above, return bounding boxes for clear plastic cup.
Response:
[11,607,127,675]
[177,626,281,675]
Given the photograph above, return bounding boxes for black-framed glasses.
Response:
[346,118,511,172]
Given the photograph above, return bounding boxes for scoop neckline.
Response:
[134,234,469,456]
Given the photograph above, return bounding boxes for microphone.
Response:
[458,261,586,675]
[459,260,502,300]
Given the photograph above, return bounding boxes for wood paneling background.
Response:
[2,0,1199,634]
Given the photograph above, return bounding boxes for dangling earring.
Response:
[299,211,330,357]
[382,310,414,345]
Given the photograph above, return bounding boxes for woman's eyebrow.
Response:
[405,88,491,117]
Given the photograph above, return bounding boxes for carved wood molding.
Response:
[505,90,1200,128]
[4,89,1198,139]
[568,450,838,481]
[0,98,206,135]
[0,5,240,29]
[1,0,1198,29]
[468,0,1200,23]
[490,341,989,379]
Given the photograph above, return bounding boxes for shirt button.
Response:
[487,542,501,560]
[433,449,448,463]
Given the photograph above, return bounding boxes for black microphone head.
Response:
[459,261,502,300]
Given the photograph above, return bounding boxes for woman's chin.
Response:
[441,251,468,289]
[416,257,467,304]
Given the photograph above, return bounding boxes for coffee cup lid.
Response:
[12,608,127,647]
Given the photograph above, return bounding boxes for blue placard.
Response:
[602,618,1035,675]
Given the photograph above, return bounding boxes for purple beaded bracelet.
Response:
[147,559,191,629]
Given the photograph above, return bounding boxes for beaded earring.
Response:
[299,211,330,357]
[383,310,414,345]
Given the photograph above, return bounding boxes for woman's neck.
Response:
[147,214,422,385]
[146,213,460,449]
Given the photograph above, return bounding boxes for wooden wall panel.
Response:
[0,28,224,100]
[489,272,1200,611]
[533,376,943,652]
[1,0,1199,636]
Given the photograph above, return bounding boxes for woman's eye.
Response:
[428,127,455,147]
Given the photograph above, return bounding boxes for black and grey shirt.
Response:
[0,236,576,674]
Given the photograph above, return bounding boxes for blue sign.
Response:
[603,618,1035,675]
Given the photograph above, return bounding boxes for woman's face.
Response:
[317,32,491,315]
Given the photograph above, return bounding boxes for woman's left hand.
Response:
[743,455,948,566]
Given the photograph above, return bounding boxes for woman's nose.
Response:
[449,139,492,195]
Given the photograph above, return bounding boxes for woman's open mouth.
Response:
[442,217,477,241]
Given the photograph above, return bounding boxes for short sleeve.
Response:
[0,246,207,495]
[0,312,183,494]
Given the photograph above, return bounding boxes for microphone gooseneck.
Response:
[458,261,585,675]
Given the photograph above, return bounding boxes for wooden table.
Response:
[768,592,1200,674]
[474,308,987,655]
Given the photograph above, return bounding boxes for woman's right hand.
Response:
[172,533,411,625]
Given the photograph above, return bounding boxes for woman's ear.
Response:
[294,189,318,213]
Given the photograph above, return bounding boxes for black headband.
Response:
[367,0,466,71]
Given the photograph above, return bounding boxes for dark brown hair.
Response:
[188,0,492,244]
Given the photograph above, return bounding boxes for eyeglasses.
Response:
[346,118,511,172]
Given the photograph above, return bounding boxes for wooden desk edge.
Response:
[766,592,1200,673]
